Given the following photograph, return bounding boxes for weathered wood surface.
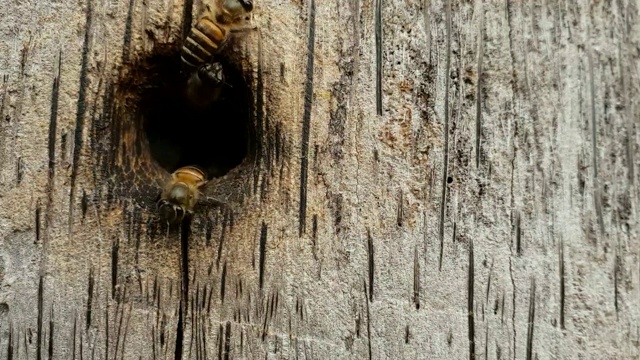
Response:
[0,0,639,359]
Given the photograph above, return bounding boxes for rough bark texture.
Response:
[0,0,639,359]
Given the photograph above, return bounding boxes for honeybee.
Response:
[156,166,210,224]
[181,0,255,69]
[181,0,256,107]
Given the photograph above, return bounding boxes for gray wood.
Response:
[0,0,638,359]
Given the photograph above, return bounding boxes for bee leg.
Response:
[185,62,226,108]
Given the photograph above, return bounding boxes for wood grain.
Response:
[0,0,638,359]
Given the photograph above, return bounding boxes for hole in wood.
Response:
[137,48,253,179]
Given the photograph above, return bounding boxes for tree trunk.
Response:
[0,0,638,359]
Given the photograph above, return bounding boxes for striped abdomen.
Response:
[181,17,228,68]
[172,166,208,187]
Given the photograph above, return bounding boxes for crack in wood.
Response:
[298,0,316,237]
[69,0,93,237]
[438,0,452,272]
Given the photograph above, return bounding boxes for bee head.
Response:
[157,199,187,224]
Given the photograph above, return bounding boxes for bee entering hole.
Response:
[137,47,253,180]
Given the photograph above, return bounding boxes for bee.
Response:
[156,166,209,224]
[181,0,256,107]
[181,0,255,69]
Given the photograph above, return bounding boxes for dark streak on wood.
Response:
[363,280,372,360]
[505,0,517,233]
[311,214,318,260]
[509,258,517,356]
[223,321,231,360]
[23,329,28,359]
[275,121,282,165]
[259,221,267,290]
[87,266,94,330]
[525,278,536,360]
[69,0,93,228]
[81,190,88,220]
[475,6,484,169]
[176,217,191,360]
[367,229,374,302]
[396,190,404,227]
[217,210,229,269]
[48,305,53,360]
[15,158,23,184]
[217,324,223,359]
[72,317,77,359]
[500,292,505,325]
[79,332,84,360]
[468,240,475,360]
[405,325,410,344]
[587,46,605,237]
[105,299,109,360]
[259,173,268,202]
[6,322,13,360]
[176,216,195,352]
[515,211,522,256]
[374,0,382,115]
[122,0,135,63]
[413,247,420,310]
[35,206,41,242]
[36,276,43,360]
[253,35,265,193]
[559,237,565,329]
[202,317,209,360]
[614,251,620,316]
[484,322,488,360]
[260,296,269,341]
[47,50,61,214]
[220,261,227,304]
[111,238,119,299]
[274,291,279,317]
[151,326,156,360]
[438,0,452,272]
[587,46,598,182]
[452,221,457,243]
[60,133,67,162]
[0,75,8,121]
[298,0,316,237]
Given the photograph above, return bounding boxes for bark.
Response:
[0,0,638,359]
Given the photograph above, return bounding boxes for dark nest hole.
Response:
[134,45,255,180]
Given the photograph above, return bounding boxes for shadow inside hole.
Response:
[138,50,252,179]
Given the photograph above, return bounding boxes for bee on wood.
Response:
[156,166,212,223]
[181,0,256,108]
